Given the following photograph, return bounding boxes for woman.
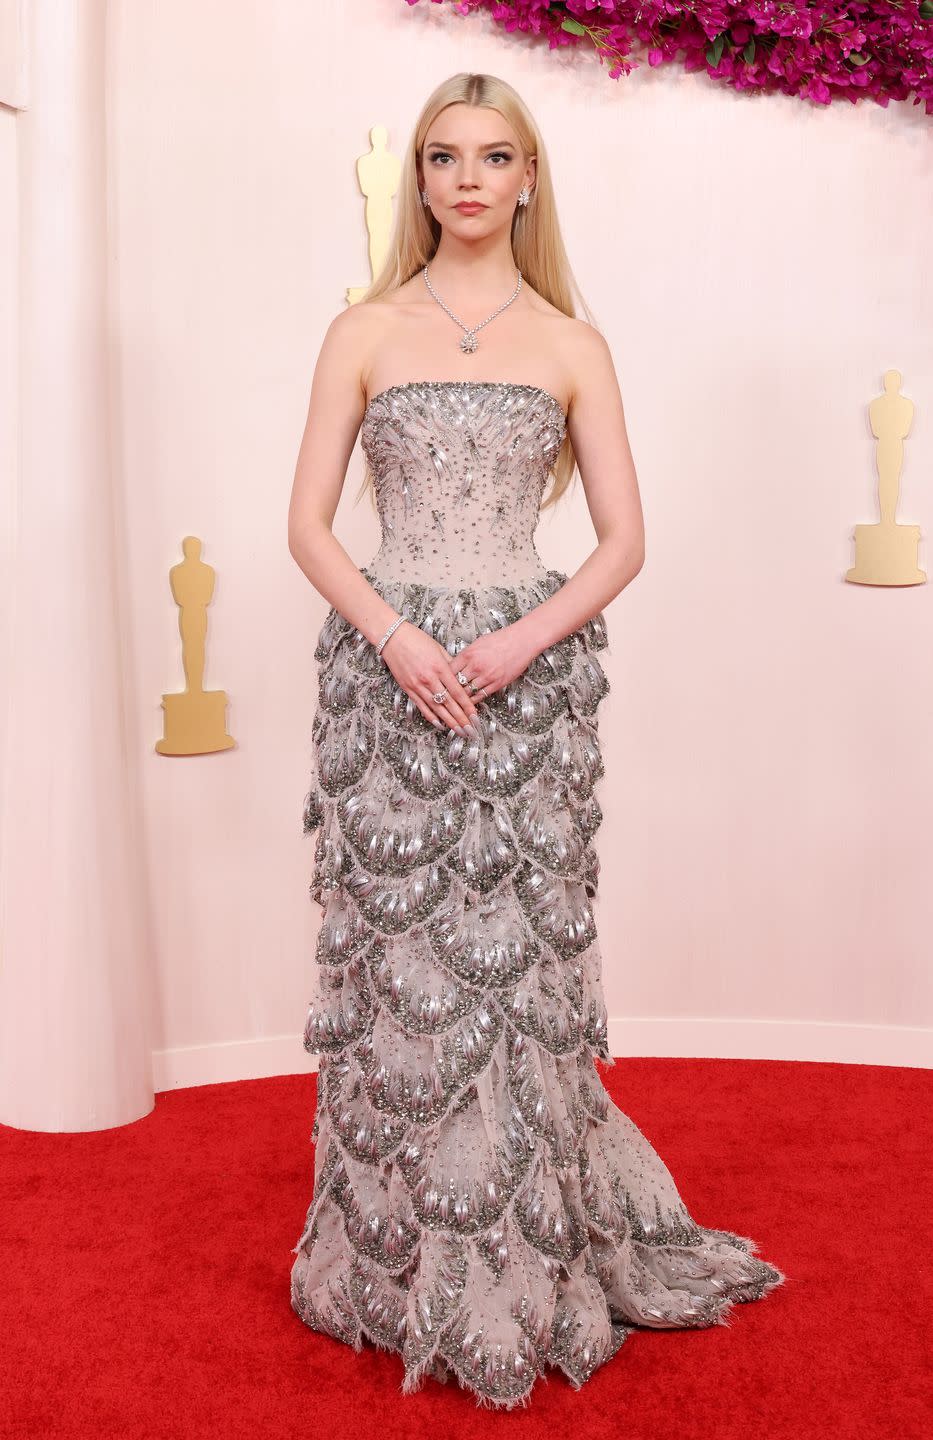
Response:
[287,72,785,1411]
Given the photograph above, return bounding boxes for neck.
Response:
[425,233,521,309]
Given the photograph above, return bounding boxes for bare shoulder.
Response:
[314,297,396,407]
[558,317,620,413]
[518,288,610,397]
[319,296,379,355]
[561,314,613,369]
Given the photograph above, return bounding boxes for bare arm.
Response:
[456,324,645,694]
[287,309,397,641]
[287,307,479,733]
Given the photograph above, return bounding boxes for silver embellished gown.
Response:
[290,380,786,1410]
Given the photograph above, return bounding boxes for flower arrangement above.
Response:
[403,1,933,115]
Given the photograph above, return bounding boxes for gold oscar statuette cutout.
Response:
[155,536,235,756]
[846,370,925,586]
[346,124,401,306]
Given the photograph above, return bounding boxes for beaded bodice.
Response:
[360,380,566,587]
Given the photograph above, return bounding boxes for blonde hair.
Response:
[356,72,601,507]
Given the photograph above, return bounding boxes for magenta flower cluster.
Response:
[404,0,933,115]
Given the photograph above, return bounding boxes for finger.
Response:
[441,660,478,721]
[412,695,444,730]
[457,671,492,705]
[434,676,474,729]
[435,696,473,733]
[446,653,483,708]
[424,684,473,733]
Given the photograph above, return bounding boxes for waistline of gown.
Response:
[364,560,558,598]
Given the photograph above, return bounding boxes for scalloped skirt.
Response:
[290,571,786,1410]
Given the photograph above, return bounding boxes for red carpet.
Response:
[2,1058,930,1439]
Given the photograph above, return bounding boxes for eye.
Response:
[428,151,513,165]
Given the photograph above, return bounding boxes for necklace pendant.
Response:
[459,332,478,353]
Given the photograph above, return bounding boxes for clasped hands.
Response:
[380,617,540,735]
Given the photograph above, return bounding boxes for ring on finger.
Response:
[456,670,470,686]
[431,687,449,704]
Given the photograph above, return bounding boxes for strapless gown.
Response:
[290,380,786,1410]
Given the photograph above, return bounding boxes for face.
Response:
[420,104,535,224]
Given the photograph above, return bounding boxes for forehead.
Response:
[424,105,518,148]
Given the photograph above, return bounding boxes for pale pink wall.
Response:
[1,0,154,1133]
[3,1,931,1114]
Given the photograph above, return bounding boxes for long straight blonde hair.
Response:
[357,72,601,507]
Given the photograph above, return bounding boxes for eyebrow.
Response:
[425,141,515,150]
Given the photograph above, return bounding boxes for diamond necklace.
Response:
[422,263,523,353]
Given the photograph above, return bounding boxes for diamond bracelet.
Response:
[374,614,408,657]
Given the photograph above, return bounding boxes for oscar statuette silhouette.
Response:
[156,536,235,755]
[846,370,925,586]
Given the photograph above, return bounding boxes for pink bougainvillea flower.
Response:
[403,0,933,116]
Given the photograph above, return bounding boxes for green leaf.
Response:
[561,18,587,34]
[707,34,725,66]
[848,51,869,66]
[920,0,933,17]
[743,38,756,62]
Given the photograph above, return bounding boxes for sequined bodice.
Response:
[360,380,566,587]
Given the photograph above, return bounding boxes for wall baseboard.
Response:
[152,1016,931,1092]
